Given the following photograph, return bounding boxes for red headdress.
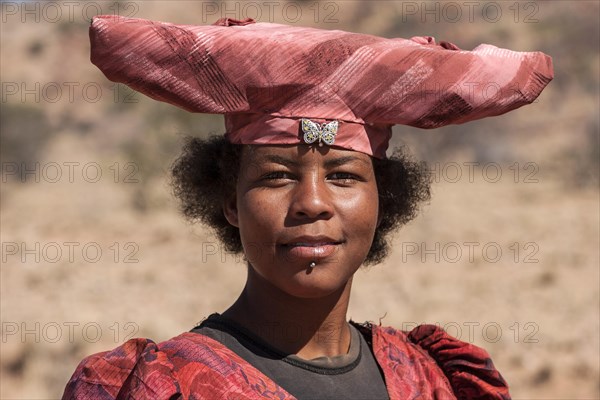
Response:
[89,16,553,158]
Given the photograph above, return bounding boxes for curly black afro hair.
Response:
[170,136,431,266]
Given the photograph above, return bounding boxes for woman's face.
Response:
[223,145,379,299]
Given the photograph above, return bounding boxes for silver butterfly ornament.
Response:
[301,119,338,147]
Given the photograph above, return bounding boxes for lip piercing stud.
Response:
[309,262,316,269]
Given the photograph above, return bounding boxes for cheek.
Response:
[237,192,285,240]
[340,189,379,240]
[361,202,379,241]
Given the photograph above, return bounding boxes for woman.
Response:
[63,15,552,399]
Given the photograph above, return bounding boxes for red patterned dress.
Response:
[63,323,510,399]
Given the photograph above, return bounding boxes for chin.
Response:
[276,270,353,299]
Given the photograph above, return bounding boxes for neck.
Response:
[221,265,353,360]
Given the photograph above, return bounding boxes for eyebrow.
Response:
[261,155,300,168]
[258,154,370,168]
[324,156,371,168]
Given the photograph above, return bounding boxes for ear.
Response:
[222,192,239,227]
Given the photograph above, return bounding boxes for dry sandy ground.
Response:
[1,134,598,399]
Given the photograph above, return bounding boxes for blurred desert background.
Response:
[1,1,598,399]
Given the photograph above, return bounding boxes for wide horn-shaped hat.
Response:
[89,16,553,158]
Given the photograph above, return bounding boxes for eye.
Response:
[328,172,360,183]
[261,171,295,181]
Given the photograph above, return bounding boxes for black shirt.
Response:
[191,314,390,400]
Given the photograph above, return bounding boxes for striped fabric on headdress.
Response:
[89,16,553,158]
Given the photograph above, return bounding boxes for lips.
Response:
[279,236,343,260]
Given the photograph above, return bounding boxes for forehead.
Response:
[240,144,374,167]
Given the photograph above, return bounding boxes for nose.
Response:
[289,174,334,221]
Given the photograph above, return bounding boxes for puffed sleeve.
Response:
[408,325,511,400]
[62,338,181,400]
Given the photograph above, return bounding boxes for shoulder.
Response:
[369,323,511,399]
[62,332,290,399]
[62,337,177,399]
